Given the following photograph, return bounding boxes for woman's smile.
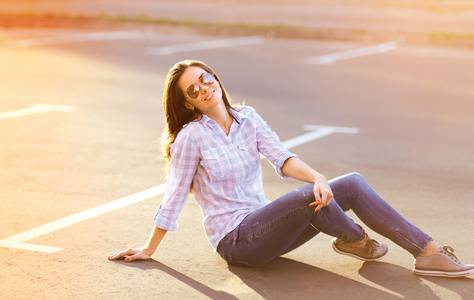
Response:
[203,89,215,102]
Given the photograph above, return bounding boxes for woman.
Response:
[109,60,473,278]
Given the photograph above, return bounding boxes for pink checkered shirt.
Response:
[153,106,296,249]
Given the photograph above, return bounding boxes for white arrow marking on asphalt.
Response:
[282,125,359,149]
[0,104,76,120]
[305,41,399,64]
[5,31,160,48]
[145,36,265,55]
[0,125,358,253]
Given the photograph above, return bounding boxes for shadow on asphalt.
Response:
[110,258,238,300]
[227,258,398,299]
[228,257,473,299]
[110,257,474,299]
[359,261,474,299]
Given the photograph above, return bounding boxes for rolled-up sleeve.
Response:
[153,130,199,231]
[248,107,297,178]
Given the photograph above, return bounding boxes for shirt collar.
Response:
[230,108,247,124]
[198,108,247,126]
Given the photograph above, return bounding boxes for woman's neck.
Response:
[204,104,233,135]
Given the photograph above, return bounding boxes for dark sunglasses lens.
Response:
[201,73,215,85]
[186,84,199,99]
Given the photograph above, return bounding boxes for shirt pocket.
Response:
[237,140,259,157]
[236,141,260,170]
[201,147,231,178]
[236,141,256,152]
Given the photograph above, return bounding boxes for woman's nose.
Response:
[200,85,209,94]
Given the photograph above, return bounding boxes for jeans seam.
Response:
[355,195,427,254]
[357,197,394,233]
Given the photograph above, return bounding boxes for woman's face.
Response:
[178,66,223,112]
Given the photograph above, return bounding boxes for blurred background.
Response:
[1,0,474,46]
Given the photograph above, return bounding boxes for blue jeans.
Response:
[217,172,432,267]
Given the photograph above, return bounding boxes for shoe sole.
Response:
[414,268,474,278]
[331,238,388,262]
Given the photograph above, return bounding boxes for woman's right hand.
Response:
[108,247,152,262]
[108,226,167,262]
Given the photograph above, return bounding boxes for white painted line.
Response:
[146,36,265,55]
[305,41,399,64]
[282,126,358,149]
[5,31,159,48]
[0,242,62,253]
[0,185,168,253]
[302,125,360,134]
[0,104,76,120]
[0,125,358,253]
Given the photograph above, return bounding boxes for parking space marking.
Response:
[0,185,168,253]
[0,125,358,253]
[5,31,160,48]
[145,36,265,55]
[283,125,359,149]
[305,41,398,64]
[0,104,76,120]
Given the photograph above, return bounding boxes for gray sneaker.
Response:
[332,234,388,261]
[414,245,474,277]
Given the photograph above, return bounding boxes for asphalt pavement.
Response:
[1,7,474,300]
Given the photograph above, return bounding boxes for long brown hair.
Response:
[161,60,236,162]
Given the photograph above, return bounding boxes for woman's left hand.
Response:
[280,157,333,212]
[309,178,333,212]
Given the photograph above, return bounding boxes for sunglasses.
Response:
[185,72,216,99]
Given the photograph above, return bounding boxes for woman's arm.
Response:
[281,156,333,212]
[108,226,167,262]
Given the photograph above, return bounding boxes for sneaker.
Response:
[332,234,388,261]
[413,245,474,277]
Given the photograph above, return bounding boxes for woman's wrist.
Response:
[143,226,167,256]
[142,245,155,257]
[311,171,326,184]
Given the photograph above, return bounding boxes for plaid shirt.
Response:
[153,106,296,249]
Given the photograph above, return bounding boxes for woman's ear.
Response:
[184,102,195,111]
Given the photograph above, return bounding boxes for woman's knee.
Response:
[347,172,364,181]
[330,172,367,210]
[343,172,367,190]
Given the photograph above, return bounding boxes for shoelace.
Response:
[366,239,380,255]
[443,245,460,263]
